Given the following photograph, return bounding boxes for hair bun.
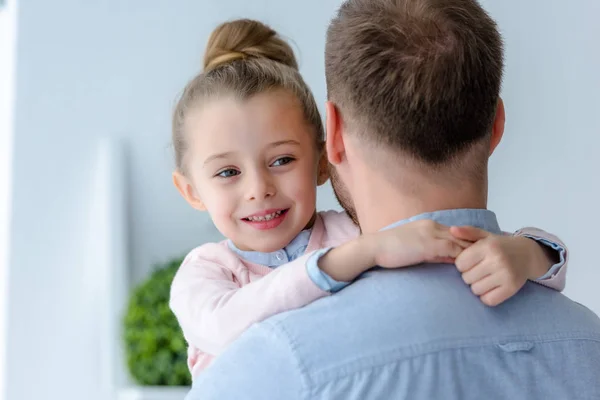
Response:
[203,19,298,72]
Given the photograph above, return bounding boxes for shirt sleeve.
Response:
[305,247,351,293]
[185,322,303,400]
[514,227,568,291]
[170,248,328,356]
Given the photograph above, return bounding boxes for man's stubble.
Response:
[328,163,359,227]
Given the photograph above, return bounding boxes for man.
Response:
[187,0,600,398]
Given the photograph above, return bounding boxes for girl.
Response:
[170,19,566,377]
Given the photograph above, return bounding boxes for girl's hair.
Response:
[172,19,324,174]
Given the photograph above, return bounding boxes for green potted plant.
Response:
[121,256,191,399]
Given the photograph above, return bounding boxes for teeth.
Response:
[247,210,283,222]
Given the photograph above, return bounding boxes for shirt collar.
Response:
[382,208,501,234]
[228,229,312,267]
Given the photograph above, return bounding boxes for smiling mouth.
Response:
[242,209,289,222]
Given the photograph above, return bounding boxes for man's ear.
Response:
[490,98,505,155]
[316,146,330,186]
[325,101,345,165]
[173,171,207,211]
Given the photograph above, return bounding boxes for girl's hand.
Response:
[317,220,471,283]
[450,226,554,307]
[370,220,472,268]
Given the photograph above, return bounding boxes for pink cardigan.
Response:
[169,210,567,377]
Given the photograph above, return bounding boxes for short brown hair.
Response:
[325,0,503,164]
[173,19,324,174]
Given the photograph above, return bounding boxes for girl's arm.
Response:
[170,221,468,357]
[170,244,327,356]
[171,223,567,361]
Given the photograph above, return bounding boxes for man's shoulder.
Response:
[257,268,440,372]
[186,320,305,400]
[262,266,600,374]
[191,267,600,400]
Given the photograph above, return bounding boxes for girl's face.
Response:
[176,89,327,252]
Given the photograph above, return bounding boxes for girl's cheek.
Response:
[210,188,234,210]
[289,170,317,202]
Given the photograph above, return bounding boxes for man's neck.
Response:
[354,173,488,234]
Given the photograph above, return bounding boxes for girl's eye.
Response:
[271,156,295,167]
[216,169,240,178]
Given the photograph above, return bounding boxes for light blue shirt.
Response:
[228,229,349,292]
[228,229,312,267]
[189,209,600,400]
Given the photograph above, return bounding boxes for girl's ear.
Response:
[173,171,207,211]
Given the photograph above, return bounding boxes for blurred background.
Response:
[0,0,598,399]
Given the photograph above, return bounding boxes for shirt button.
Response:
[275,251,284,261]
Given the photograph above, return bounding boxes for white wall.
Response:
[7,1,341,399]
[0,1,17,399]
[482,0,600,314]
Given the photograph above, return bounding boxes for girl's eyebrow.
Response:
[203,151,235,166]
[268,139,301,149]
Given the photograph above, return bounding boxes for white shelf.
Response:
[118,386,189,400]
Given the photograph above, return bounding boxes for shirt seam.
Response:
[308,332,600,385]
[263,319,312,400]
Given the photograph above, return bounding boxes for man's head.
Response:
[324,0,506,231]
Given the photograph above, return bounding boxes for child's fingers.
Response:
[433,256,457,264]
[480,286,511,307]
[454,240,486,273]
[470,274,500,296]
[451,237,473,249]
[450,226,491,242]
[437,239,465,259]
[427,240,462,263]
[461,263,492,285]
[438,230,473,249]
